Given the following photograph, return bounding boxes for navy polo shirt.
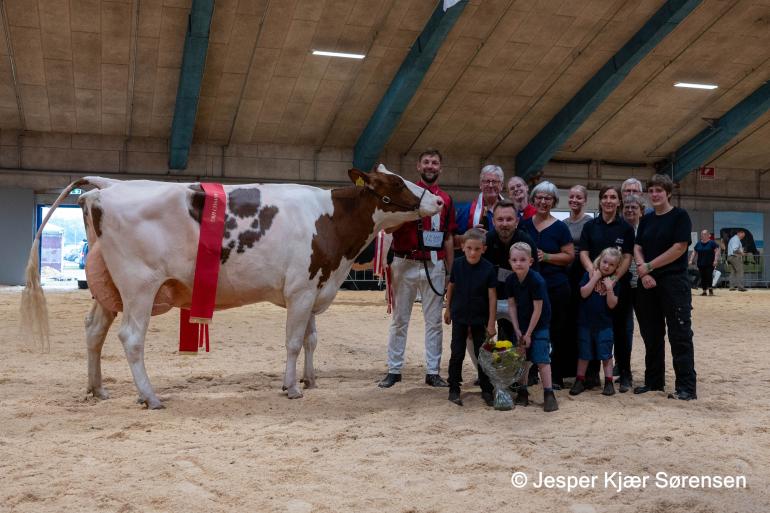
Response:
[636,207,692,275]
[449,256,497,325]
[520,218,572,288]
[483,229,539,300]
[579,214,635,261]
[694,240,718,267]
[505,270,551,333]
[578,272,620,329]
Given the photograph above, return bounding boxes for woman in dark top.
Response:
[634,174,697,401]
[563,185,592,382]
[689,230,720,296]
[578,185,635,392]
[520,181,574,389]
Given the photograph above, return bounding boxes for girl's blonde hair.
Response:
[593,247,622,272]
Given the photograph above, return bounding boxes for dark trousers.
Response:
[448,322,492,394]
[634,272,697,394]
[612,281,633,380]
[698,266,713,291]
[547,282,572,385]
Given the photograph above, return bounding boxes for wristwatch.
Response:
[645,262,653,272]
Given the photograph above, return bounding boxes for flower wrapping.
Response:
[477,339,526,410]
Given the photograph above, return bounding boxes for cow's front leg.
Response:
[282,297,314,398]
[117,293,162,409]
[301,314,317,389]
[85,300,116,399]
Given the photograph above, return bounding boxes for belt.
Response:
[394,251,432,261]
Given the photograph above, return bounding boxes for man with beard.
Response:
[482,200,538,342]
[379,149,458,389]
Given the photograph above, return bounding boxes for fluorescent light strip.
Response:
[312,50,365,59]
[674,82,718,90]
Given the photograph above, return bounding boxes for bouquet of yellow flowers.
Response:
[478,338,526,410]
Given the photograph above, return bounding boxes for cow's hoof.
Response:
[302,378,317,389]
[145,398,165,410]
[286,385,303,399]
[89,387,110,400]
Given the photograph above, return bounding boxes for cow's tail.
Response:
[20,177,112,352]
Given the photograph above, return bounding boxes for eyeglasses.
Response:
[623,205,640,210]
[533,195,554,203]
[481,179,501,185]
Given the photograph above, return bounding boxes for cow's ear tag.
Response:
[355,177,365,187]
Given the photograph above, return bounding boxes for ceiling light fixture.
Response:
[674,82,718,90]
[312,50,365,59]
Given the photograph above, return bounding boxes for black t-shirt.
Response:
[482,229,539,300]
[505,270,551,333]
[694,240,718,267]
[579,215,635,261]
[449,256,497,325]
[636,207,692,275]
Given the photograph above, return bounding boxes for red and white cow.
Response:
[21,165,442,409]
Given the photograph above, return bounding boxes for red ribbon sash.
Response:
[180,182,226,354]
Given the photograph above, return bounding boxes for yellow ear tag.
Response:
[355,177,365,187]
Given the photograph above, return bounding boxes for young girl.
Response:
[569,247,622,397]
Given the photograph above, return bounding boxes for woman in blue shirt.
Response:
[520,181,575,389]
[689,230,720,296]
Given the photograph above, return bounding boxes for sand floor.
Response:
[1,286,769,513]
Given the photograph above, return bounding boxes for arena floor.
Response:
[1,287,768,513]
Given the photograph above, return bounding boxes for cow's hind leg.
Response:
[85,300,116,399]
[282,296,314,399]
[301,314,317,389]
[117,291,162,409]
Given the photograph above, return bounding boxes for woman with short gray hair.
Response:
[520,181,575,391]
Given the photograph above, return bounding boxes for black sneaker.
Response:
[668,390,697,401]
[425,374,449,387]
[569,380,586,396]
[708,289,714,296]
[448,389,463,406]
[377,373,401,388]
[481,391,494,407]
[633,384,663,394]
[543,390,559,412]
[602,381,616,396]
[618,375,632,393]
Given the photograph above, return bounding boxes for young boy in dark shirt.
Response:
[506,242,559,412]
[444,229,497,406]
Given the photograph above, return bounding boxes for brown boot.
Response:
[543,390,559,412]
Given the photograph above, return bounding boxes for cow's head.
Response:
[348,165,442,226]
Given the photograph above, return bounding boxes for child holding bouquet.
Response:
[444,229,497,407]
[570,247,622,397]
[506,242,558,412]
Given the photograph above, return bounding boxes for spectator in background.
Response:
[690,230,720,296]
[507,176,537,220]
[520,181,575,389]
[726,230,747,292]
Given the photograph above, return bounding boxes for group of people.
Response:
[377,149,699,412]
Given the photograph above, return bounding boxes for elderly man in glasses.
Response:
[455,165,506,236]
